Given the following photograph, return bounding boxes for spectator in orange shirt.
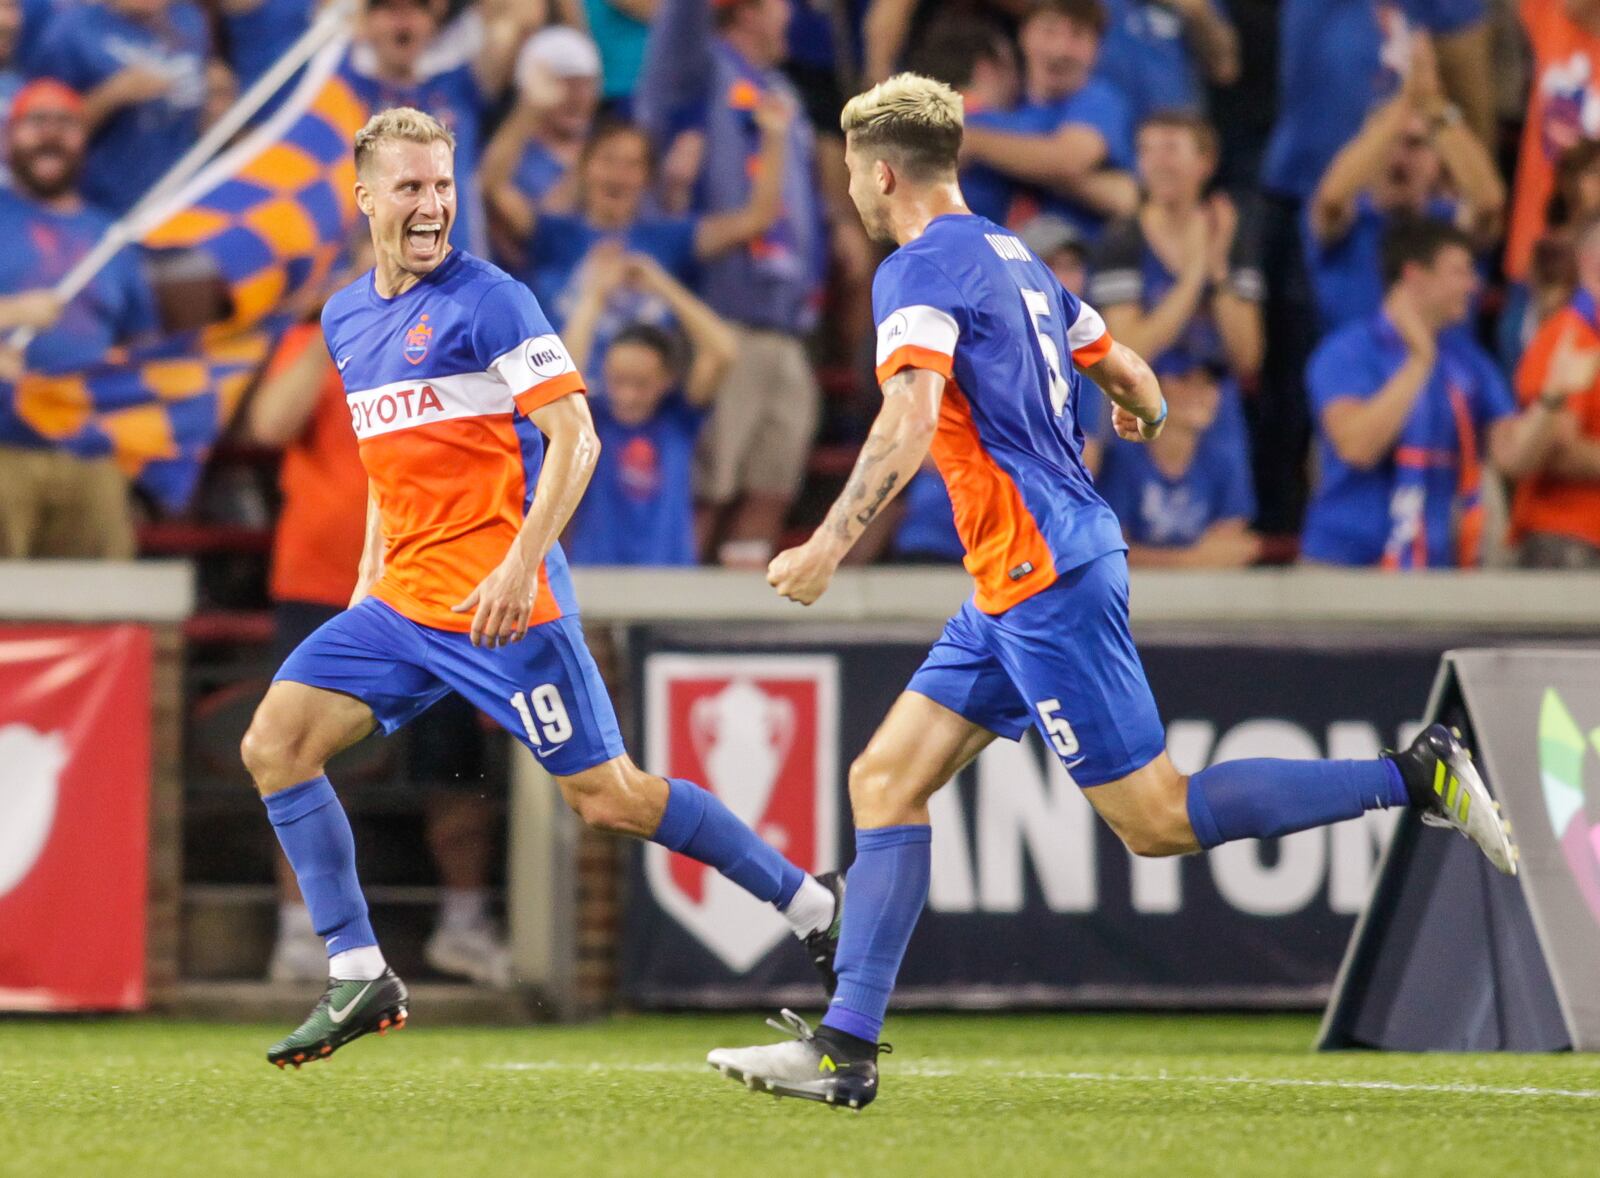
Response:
[245,318,514,987]
[1506,214,1600,568]
[1507,0,1600,284]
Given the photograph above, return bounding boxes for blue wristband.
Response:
[1147,397,1168,428]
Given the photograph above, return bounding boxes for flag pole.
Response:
[4,0,358,350]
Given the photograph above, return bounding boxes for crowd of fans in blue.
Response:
[4,0,1600,575]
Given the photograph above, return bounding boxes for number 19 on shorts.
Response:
[510,684,573,747]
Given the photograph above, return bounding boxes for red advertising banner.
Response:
[0,625,152,1010]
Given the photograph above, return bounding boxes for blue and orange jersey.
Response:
[873,213,1127,613]
[321,249,586,632]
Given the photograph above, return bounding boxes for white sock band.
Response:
[329,945,388,981]
[781,876,835,938]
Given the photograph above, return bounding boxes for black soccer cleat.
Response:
[266,968,410,1069]
[1387,723,1518,875]
[804,871,846,998]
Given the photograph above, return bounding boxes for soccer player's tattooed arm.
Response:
[454,394,600,647]
[767,366,945,606]
[1083,341,1167,443]
[350,487,385,608]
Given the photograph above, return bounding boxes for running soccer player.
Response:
[706,75,1518,1109]
[242,108,842,1069]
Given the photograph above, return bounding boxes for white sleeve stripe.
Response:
[490,333,578,394]
[1067,301,1108,350]
[875,304,959,365]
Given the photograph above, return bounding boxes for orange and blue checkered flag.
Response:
[10,17,369,508]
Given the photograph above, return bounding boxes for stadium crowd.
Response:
[2,0,1600,577]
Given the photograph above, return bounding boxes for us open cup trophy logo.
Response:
[644,655,839,973]
[0,724,68,899]
[1539,688,1600,924]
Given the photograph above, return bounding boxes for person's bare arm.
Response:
[482,105,542,242]
[627,254,737,404]
[1126,519,1261,568]
[1434,117,1507,246]
[245,333,331,446]
[1309,95,1410,244]
[1165,0,1240,85]
[767,367,945,604]
[82,66,172,134]
[694,98,792,259]
[1432,19,1496,149]
[1495,324,1600,477]
[1546,433,1600,479]
[1084,340,1166,439]
[453,393,600,646]
[861,0,917,82]
[560,247,626,373]
[1058,168,1140,219]
[0,290,62,333]
[472,0,550,100]
[351,488,385,607]
[961,124,1108,192]
[1320,356,1434,470]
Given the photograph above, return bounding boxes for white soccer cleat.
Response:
[425,921,514,988]
[707,1010,883,1110]
[1397,724,1519,875]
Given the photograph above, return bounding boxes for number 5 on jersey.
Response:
[511,683,573,748]
[1036,698,1080,760]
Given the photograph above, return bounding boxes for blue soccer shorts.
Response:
[274,597,625,777]
[906,550,1166,787]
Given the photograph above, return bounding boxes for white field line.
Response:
[485,1059,1600,1100]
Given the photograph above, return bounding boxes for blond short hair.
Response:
[353,107,456,178]
[840,73,964,178]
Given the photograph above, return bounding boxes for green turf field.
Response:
[2,1013,1596,1178]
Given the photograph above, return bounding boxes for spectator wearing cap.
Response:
[481,24,603,257]
[1094,0,1239,127]
[1503,215,1600,569]
[1096,356,1259,566]
[0,79,159,558]
[957,0,1139,239]
[341,0,545,258]
[1305,32,1503,336]
[516,108,790,375]
[635,0,834,567]
[1303,218,1551,569]
[29,0,208,215]
[1088,111,1260,459]
[562,245,736,565]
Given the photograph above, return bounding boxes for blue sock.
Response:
[1186,758,1410,849]
[652,778,804,907]
[263,775,376,954]
[821,824,931,1045]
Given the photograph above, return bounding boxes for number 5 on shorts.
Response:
[510,683,573,747]
[1036,698,1079,758]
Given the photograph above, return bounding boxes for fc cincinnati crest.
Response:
[404,314,432,365]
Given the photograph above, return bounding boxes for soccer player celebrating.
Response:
[706,75,1518,1110]
[242,108,843,1070]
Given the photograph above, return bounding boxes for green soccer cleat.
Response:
[266,969,410,1070]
